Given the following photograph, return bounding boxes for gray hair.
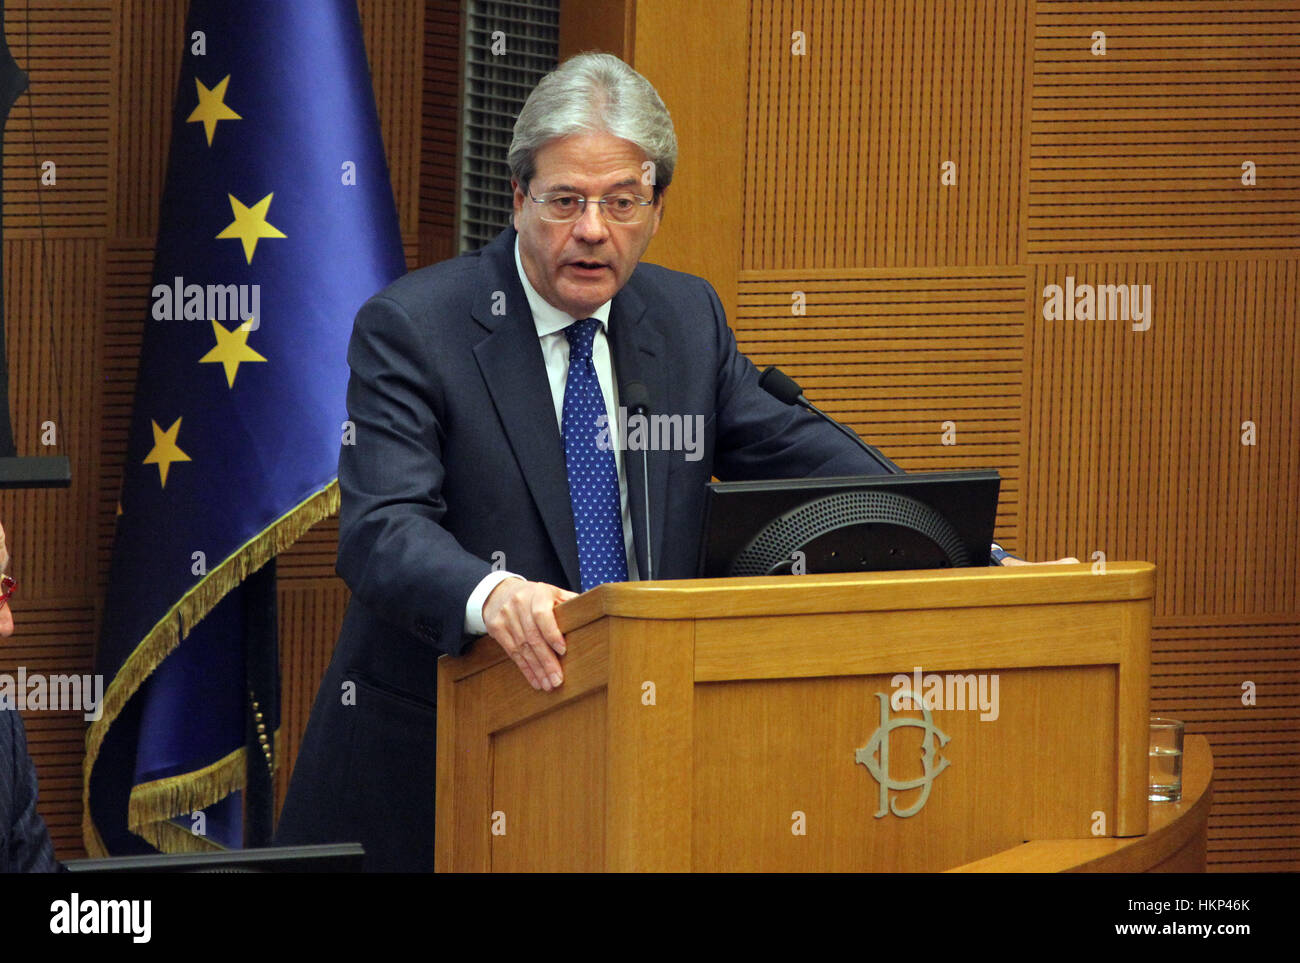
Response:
[508,52,677,197]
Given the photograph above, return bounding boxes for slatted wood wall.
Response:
[0,0,459,861]
[633,0,1298,871]
[1,0,118,861]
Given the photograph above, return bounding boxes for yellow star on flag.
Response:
[199,319,267,387]
[186,75,241,146]
[217,193,286,264]
[143,417,191,488]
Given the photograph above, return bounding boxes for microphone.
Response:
[757,365,903,475]
[622,380,654,581]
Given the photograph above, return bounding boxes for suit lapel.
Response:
[470,228,671,587]
[471,229,582,590]
[608,281,669,580]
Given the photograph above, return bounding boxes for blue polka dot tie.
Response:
[562,318,628,591]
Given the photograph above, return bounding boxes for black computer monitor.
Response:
[62,842,364,873]
[698,469,1001,578]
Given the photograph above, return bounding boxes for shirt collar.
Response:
[514,236,612,338]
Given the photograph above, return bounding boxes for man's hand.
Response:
[482,578,578,691]
[999,556,1080,566]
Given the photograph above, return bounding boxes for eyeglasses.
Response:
[0,574,15,610]
[526,188,655,224]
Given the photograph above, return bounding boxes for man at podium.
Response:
[277,53,1061,871]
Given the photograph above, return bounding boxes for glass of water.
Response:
[1149,717,1185,802]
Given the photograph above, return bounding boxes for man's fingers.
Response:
[489,601,544,690]
[511,595,564,690]
[507,647,540,689]
[1001,555,1081,566]
[520,609,563,687]
[485,580,575,691]
[515,628,553,690]
[548,586,578,655]
[497,633,539,690]
[528,639,563,689]
[534,594,568,656]
[502,623,543,690]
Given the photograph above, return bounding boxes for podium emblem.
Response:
[855,690,950,818]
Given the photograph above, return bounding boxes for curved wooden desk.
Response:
[950,736,1212,872]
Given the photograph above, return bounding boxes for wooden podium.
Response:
[436,562,1173,872]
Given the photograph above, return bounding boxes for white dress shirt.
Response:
[462,239,640,635]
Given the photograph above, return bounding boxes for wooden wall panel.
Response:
[359,0,423,244]
[1,2,115,860]
[1030,0,1300,261]
[1024,4,1300,869]
[420,0,462,266]
[0,238,102,598]
[278,516,342,583]
[2,0,112,236]
[559,0,633,62]
[109,0,186,241]
[735,268,1025,547]
[1152,616,1300,871]
[742,0,1028,271]
[272,579,350,817]
[98,240,150,586]
[630,0,748,323]
[1026,260,1298,616]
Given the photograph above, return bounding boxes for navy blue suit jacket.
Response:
[1,709,57,872]
[276,226,887,869]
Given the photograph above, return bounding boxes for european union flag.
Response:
[86,0,405,854]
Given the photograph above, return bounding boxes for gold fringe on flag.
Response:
[129,747,245,853]
[82,482,338,857]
